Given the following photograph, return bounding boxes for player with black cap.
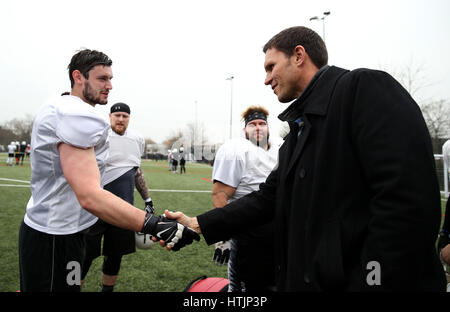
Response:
[210,105,281,292]
[81,102,156,292]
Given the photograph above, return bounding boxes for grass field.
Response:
[0,154,227,292]
[0,154,448,292]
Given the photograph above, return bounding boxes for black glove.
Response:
[212,240,231,265]
[141,211,200,251]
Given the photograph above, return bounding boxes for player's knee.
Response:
[102,255,122,276]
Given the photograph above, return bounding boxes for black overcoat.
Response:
[197,66,446,291]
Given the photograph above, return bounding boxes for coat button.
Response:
[299,168,306,178]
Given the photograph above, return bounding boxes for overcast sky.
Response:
[1,0,449,144]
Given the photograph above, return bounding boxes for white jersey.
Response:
[102,128,145,186]
[24,95,110,235]
[212,137,280,202]
[7,144,16,154]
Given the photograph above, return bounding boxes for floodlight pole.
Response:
[226,76,234,139]
[310,11,331,42]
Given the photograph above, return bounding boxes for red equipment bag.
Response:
[184,275,229,292]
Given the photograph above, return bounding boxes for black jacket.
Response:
[197,66,446,291]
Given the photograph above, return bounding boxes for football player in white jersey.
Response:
[18,49,199,292]
[211,106,280,292]
[81,102,154,292]
[6,141,16,166]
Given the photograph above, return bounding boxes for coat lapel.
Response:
[286,116,311,176]
[278,66,349,178]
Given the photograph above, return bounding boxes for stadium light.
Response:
[226,76,234,139]
[310,11,331,42]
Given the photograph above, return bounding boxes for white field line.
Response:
[0,178,30,184]
[0,182,210,193]
[0,184,30,188]
[148,189,210,193]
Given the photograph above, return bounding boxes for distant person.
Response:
[163,25,446,291]
[168,150,173,171]
[211,105,280,292]
[25,144,31,159]
[18,49,198,292]
[180,156,186,174]
[81,102,154,292]
[172,149,178,174]
[19,141,27,165]
[14,141,20,165]
[6,141,16,166]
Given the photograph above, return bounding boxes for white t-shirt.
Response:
[102,128,145,186]
[7,144,16,154]
[212,137,280,202]
[24,95,110,235]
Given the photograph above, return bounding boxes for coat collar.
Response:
[278,65,348,122]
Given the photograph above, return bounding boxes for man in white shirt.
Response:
[18,49,199,292]
[81,102,154,292]
[6,141,16,166]
[211,106,280,292]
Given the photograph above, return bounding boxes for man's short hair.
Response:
[263,26,328,69]
[241,106,269,125]
[68,49,113,88]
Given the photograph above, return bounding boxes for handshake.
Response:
[138,205,200,251]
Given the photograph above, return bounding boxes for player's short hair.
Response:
[68,49,112,88]
[241,106,269,125]
[263,26,328,69]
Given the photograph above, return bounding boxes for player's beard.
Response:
[83,81,107,105]
[246,130,269,149]
[111,124,126,135]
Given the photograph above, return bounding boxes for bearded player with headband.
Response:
[211,105,281,292]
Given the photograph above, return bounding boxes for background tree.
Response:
[382,61,450,143]
[0,114,34,148]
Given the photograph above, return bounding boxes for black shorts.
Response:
[84,168,137,259]
[18,221,86,292]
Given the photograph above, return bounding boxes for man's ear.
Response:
[72,70,84,86]
[292,45,307,66]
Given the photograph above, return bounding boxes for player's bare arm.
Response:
[58,142,145,232]
[212,181,236,208]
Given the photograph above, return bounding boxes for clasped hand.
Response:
[141,209,200,251]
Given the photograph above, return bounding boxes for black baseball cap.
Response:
[110,102,130,114]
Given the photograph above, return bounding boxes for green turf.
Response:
[0,154,227,292]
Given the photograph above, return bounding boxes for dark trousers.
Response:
[18,221,86,292]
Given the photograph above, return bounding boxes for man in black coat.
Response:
[164,26,446,291]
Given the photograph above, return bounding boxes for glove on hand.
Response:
[141,212,200,251]
[212,240,231,265]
